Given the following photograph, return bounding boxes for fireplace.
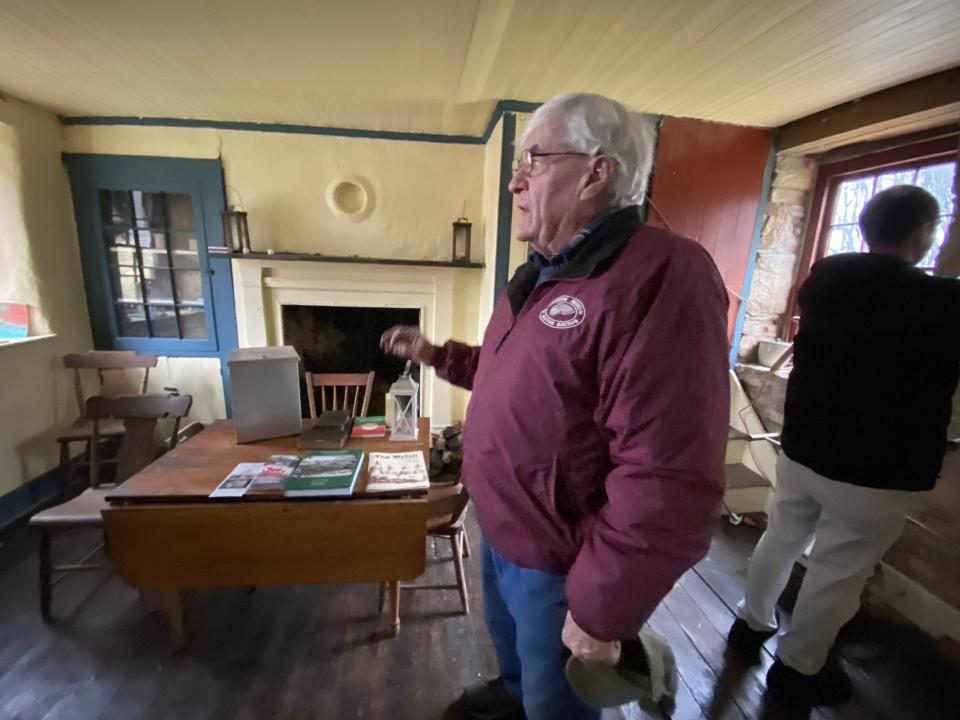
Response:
[282,305,420,416]
[232,257,469,428]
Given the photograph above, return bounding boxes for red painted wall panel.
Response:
[647,117,772,339]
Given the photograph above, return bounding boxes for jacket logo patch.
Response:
[539,296,586,329]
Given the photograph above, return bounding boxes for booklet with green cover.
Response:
[284,449,365,497]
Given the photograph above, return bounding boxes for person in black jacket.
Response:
[727,184,960,706]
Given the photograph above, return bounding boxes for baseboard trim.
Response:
[876,563,960,643]
[0,465,68,531]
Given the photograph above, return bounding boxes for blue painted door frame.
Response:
[65,154,239,413]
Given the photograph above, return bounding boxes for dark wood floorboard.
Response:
[2,517,958,719]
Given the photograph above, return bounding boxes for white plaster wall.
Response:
[0,98,93,495]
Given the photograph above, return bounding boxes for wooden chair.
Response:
[30,393,193,620]
[304,371,375,419]
[379,483,471,617]
[57,351,158,482]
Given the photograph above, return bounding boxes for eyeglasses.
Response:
[512,150,589,175]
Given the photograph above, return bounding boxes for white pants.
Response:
[737,452,909,675]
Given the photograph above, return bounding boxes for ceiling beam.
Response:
[778,66,960,152]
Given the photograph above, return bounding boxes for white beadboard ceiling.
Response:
[0,0,958,135]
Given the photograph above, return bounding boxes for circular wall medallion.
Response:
[325,176,375,222]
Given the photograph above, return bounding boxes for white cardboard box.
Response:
[228,346,303,442]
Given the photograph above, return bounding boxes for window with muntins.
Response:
[100,190,208,340]
[822,160,956,271]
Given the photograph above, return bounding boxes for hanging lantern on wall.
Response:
[221,205,251,253]
[388,361,419,441]
[452,217,472,264]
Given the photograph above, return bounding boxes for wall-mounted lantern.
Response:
[452,218,472,264]
[221,205,251,253]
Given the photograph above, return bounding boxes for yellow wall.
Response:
[64,125,485,261]
[0,98,92,495]
[507,113,533,278]
[478,117,504,329]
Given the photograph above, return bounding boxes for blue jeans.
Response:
[482,541,601,720]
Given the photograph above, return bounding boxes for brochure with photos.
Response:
[284,449,365,497]
[246,454,301,495]
[365,451,429,494]
[210,463,265,498]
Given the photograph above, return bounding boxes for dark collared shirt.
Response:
[530,207,622,285]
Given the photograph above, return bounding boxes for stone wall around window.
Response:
[738,153,817,362]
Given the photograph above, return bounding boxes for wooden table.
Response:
[102,418,431,649]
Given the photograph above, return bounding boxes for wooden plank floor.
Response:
[1,517,957,719]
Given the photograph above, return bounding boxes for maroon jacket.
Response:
[431,207,729,640]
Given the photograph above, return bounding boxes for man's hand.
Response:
[380,325,436,366]
[562,611,621,665]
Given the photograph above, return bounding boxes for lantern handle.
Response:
[402,359,411,376]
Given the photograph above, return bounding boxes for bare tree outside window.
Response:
[824,161,957,271]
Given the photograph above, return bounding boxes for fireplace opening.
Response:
[281,305,421,417]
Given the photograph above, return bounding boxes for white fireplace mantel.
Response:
[232,257,458,428]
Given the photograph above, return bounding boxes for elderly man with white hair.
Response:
[382,93,729,720]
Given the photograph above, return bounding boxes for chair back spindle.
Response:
[304,372,375,419]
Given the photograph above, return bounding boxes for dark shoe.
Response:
[448,677,526,720]
[727,618,776,663]
[766,658,853,706]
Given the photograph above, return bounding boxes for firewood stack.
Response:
[429,422,463,480]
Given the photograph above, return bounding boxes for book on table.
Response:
[245,454,300,496]
[210,462,265,498]
[365,451,430,494]
[350,415,386,438]
[284,448,365,497]
[298,410,354,449]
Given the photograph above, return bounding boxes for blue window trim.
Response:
[729,139,778,366]
[65,154,239,410]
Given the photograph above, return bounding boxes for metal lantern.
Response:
[452,217,472,264]
[221,205,251,253]
[388,362,419,441]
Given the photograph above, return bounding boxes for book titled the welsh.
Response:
[246,454,300,495]
[365,451,429,495]
[284,449,364,497]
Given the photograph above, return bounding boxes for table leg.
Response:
[39,529,51,621]
[388,580,400,636]
[160,589,186,650]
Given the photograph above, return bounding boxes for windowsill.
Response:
[0,334,57,350]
